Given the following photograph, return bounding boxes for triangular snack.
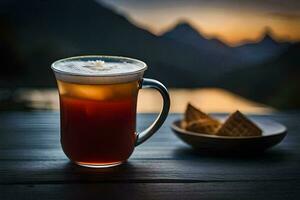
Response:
[186,118,221,134]
[185,103,217,123]
[217,111,262,137]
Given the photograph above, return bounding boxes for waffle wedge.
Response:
[185,103,217,123]
[186,118,221,134]
[217,111,262,137]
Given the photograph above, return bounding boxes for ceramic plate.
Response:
[171,116,287,154]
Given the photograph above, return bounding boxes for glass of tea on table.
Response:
[51,56,170,168]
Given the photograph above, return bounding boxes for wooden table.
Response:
[0,112,300,200]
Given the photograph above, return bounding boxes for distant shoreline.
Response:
[1,88,274,114]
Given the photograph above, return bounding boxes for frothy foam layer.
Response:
[54,60,144,76]
[52,59,146,84]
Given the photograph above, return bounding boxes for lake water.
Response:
[13,88,273,114]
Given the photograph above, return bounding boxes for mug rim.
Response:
[51,55,147,77]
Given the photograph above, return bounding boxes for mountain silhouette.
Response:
[235,27,291,64]
[162,21,229,51]
[162,21,240,70]
[220,42,300,109]
[163,23,292,66]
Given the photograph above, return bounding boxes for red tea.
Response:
[57,80,139,166]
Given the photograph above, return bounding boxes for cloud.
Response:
[266,12,300,20]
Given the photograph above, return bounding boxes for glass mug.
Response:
[51,56,170,168]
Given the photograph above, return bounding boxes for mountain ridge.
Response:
[162,21,294,65]
[220,43,300,109]
[162,22,294,47]
[161,21,227,46]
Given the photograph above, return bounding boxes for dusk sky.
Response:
[99,0,300,45]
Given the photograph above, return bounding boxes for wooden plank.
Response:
[0,143,297,161]
[0,112,299,151]
[0,112,299,162]
[1,181,300,200]
[0,157,299,184]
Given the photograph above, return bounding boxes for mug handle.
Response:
[135,78,170,146]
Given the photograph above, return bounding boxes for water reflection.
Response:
[0,88,274,113]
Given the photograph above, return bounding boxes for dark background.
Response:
[0,0,299,109]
